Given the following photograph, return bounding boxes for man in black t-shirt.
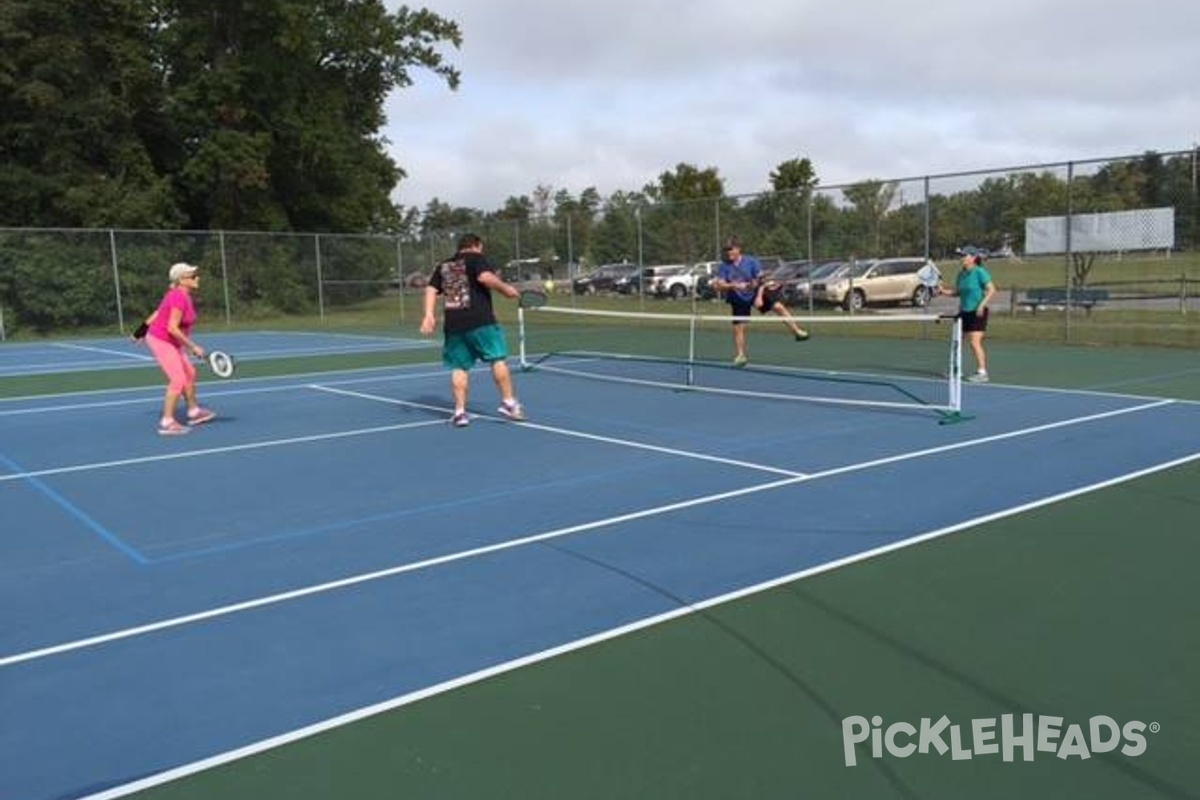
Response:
[420,233,526,427]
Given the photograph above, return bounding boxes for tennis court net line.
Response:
[518,305,964,418]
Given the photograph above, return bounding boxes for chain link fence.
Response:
[2,148,1197,346]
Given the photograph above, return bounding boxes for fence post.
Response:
[315,234,325,322]
[395,236,405,324]
[109,229,126,333]
[1064,161,1075,341]
[218,231,232,326]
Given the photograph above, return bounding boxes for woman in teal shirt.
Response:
[941,248,997,382]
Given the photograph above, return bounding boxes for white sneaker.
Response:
[966,371,989,383]
[158,419,190,436]
[498,399,526,421]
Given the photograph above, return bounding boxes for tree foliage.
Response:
[0,0,462,231]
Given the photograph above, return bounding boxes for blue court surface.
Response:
[2,350,1199,799]
[0,331,434,378]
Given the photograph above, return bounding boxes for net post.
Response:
[951,315,962,412]
[686,313,697,387]
[517,307,529,369]
[937,316,971,425]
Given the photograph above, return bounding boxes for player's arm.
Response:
[419,285,440,334]
[710,268,735,292]
[979,279,997,310]
[478,269,519,299]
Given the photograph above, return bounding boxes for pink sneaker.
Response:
[188,407,216,426]
[158,419,190,436]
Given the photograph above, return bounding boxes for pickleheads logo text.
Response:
[842,714,1159,767]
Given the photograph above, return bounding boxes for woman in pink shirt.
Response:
[139,262,217,436]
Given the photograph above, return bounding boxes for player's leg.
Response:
[473,324,525,420]
[968,331,988,376]
[442,332,476,425]
[729,300,751,365]
[180,357,215,424]
[146,336,191,435]
[962,310,989,381]
[762,293,809,340]
[489,359,525,419]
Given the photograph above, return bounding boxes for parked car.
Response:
[614,269,642,294]
[572,263,639,294]
[754,255,788,275]
[651,261,719,299]
[639,264,689,297]
[811,257,937,311]
[765,260,814,304]
[783,260,851,307]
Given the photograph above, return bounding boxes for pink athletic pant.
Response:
[146,335,196,394]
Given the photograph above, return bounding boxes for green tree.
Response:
[644,163,724,263]
[591,191,646,265]
[553,187,602,267]
[770,157,819,194]
[420,198,482,236]
[159,0,462,232]
[843,179,899,255]
[1,0,462,232]
[0,0,181,227]
[740,157,821,257]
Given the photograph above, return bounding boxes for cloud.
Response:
[384,0,1200,211]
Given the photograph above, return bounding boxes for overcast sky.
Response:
[383,0,1199,212]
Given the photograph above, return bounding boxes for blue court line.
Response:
[0,451,148,565]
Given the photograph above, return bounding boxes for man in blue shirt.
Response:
[710,237,810,366]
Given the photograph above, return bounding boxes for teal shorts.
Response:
[443,324,510,371]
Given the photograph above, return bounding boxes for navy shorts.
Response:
[729,296,775,322]
[961,307,989,333]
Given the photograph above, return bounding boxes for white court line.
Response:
[0,363,447,411]
[0,420,446,483]
[51,342,154,361]
[309,383,807,478]
[0,339,432,378]
[0,397,1174,668]
[71,444,1200,800]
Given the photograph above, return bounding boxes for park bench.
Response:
[1018,287,1109,314]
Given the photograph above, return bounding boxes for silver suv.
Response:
[811,257,936,311]
[651,262,718,299]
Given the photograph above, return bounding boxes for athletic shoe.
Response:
[158,419,190,436]
[450,411,470,428]
[966,371,990,383]
[498,399,526,421]
[795,330,810,341]
[187,407,216,426]
[733,354,748,368]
